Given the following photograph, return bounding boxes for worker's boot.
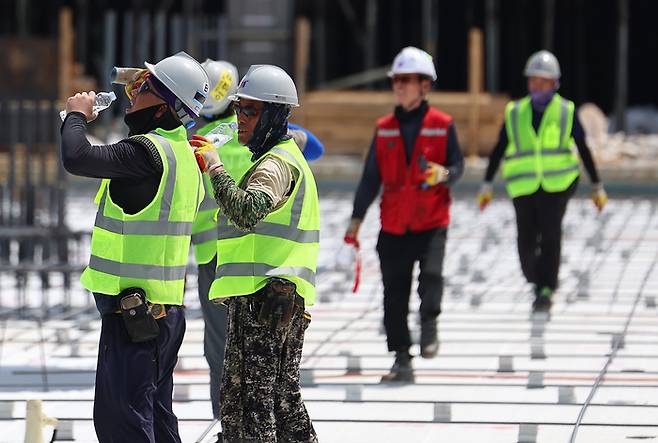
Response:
[213,432,223,443]
[420,318,439,359]
[380,351,414,383]
[532,286,553,312]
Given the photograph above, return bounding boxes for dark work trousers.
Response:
[512,179,578,291]
[197,255,228,419]
[376,227,447,353]
[93,306,186,443]
[220,295,317,443]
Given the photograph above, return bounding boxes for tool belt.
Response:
[253,278,303,331]
[115,287,171,343]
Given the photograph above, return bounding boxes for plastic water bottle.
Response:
[205,121,238,147]
[59,91,117,121]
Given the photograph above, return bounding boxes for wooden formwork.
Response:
[291,90,509,157]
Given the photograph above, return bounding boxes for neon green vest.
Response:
[209,138,320,306]
[191,116,254,264]
[80,126,204,305]
[502,93,580,198]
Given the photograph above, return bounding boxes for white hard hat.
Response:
[201,59,239,115]
[388,46,437,81]
[524,50,561,79]
[145,51,210,118]
[230,65,299,107]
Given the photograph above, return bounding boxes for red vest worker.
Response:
[345,47,464,383]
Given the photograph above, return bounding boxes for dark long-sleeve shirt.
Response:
[60,112,164,215]
[60,111,172,314]
[484,108,600,183]
[351,101,465,220]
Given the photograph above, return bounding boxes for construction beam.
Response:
[294,16,312,98]
[58,7,74,103]
[467,28,484,157]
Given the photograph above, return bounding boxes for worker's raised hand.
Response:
[66,91,98,122]
[591,183,608,212]
[477,183,493,211]
[189,135,223,175]
[423,162,449,186]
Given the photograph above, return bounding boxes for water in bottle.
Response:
[60,91,117,121]
[205,121,238,147]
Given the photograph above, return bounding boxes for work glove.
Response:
[423,162,449,186]
[344,218,362,244]
[65,91,98,122]
[477,183,493,211]
[189,135,224,175]
[591,183,608,212]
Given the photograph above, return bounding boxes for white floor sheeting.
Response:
[0,191,657,442]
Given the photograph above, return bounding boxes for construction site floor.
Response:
[0,190,657,442]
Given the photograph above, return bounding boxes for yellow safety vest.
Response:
[502,94,580,198]
[80,126,204,305]
[208,138,320,306]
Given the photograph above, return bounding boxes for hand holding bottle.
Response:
[61,91,117,122]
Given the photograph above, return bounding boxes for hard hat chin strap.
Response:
[174,99,196,129]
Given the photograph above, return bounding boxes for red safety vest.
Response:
[375,107,452,235]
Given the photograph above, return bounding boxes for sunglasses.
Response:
[124,70,148,100]
[124,71,166,103]
[233,102,261,118]
[392,75,419,85]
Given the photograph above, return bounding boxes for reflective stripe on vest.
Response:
[215,263,316,286]
[377,129,400,137]
[192,226,218,245]
[504,164,580,183]
[88,255,187,281]
[419,128,447,136]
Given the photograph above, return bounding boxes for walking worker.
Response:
[345,47,464,383]
[477,50,607,311]
[60,51,209,443]
[192,64,319,443]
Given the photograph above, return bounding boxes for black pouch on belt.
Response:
[119,287,160,343]
[258,278,296,331]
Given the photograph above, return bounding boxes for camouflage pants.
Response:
[220,295,318,443]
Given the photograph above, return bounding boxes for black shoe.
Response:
[214,432,223,443]
[420,319,439,359]
[380,351,415,383]
[532,286,553,312]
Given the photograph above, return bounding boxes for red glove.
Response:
[189,134,222,173]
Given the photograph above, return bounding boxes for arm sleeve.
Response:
[444,123,464,187]
[289,123,325,161]
[60,112,161,179]
[572,114,601,183]
[484,123,508,182]
[351,135,381,220]
[210,168,278,232]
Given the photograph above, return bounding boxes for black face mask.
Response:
[246,103,291,161]
[124,104,180,136]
